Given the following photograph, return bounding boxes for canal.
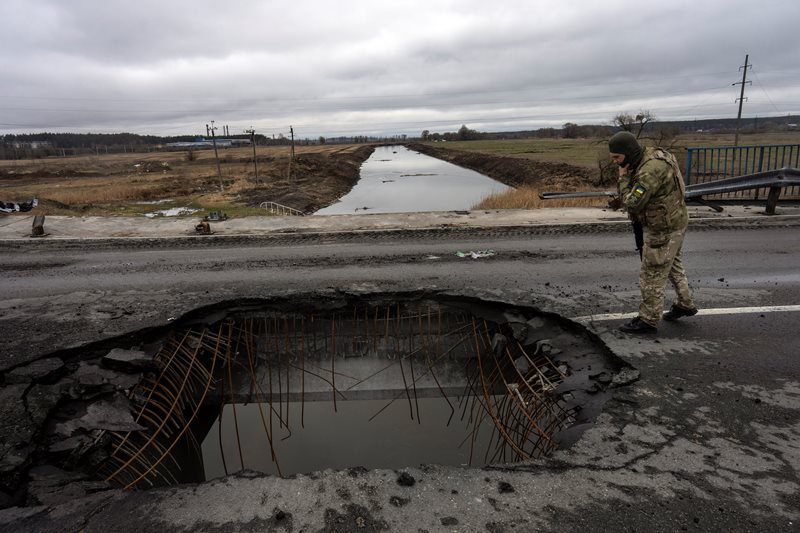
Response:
[314,145,510,215]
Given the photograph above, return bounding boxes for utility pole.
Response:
[286,126,296,182]
[210,120,223,190]
[733,54,752,146]
[245,128,259,183]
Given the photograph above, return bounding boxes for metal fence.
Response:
[684,144,800,200]
[259,201,305,216]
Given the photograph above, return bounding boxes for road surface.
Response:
[1,214,798,532]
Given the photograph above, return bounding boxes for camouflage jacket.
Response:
[618,147,688,234]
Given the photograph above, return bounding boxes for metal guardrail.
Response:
[684,144,800,200]
[259,201,304,216]
[540,167,800,215]
[685,167,800,214]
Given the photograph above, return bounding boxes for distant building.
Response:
[11,141,52,149]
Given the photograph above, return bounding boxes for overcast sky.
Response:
[1,0,798,138]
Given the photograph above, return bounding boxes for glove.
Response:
[607,196,622,210]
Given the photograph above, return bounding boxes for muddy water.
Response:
[201,396,502,479]
[313,145,510,215]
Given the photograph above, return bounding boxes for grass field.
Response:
[432,131,800,169]
[432,138,605,168]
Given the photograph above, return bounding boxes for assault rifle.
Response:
[538,191,645,259]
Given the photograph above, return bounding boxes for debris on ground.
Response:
[0,198,38,213]
[455,250,496,259]
[195,221,213,235]
[202,211,228,222]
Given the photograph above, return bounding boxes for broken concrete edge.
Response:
[1,213,799,249]
[0,288,634,511]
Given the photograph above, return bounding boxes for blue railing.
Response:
[684,144,800,199]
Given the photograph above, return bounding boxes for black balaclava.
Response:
[608,131,644,171]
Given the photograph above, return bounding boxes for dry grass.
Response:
[26,181,165,205]
[0,143,369,215]
[473,185,610,210]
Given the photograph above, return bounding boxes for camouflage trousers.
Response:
[639,227,695,326]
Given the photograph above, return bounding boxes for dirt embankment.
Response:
[243,145,375,213]
[405,142,601,190]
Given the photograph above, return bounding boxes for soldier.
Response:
[608,131,698,334]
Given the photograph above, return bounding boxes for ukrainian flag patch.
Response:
[633,184,646,197]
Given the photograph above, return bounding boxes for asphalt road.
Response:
[1,220,799,531]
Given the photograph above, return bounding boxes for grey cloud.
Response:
[0,0,798,137]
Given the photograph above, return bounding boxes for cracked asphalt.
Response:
[1,206,799,532]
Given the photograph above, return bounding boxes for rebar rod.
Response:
[331,314,337,412]
[243,322,283,474]
[121,328,221,490]
[106,328,209,483]
[224,321,245,472]
[217,367,228,476]
[300,317,306,428]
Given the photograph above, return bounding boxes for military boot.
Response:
[663,304,698,322]
[619,317,657,334]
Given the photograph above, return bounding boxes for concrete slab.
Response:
[2,205,798,241]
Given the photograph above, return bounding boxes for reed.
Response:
[472,185,609,210]
[44,184,160,204]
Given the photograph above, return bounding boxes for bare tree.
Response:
[646,124,681,149]
[562,122,580,139]
[613,110,655,138]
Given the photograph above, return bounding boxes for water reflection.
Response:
[314,145,509,215]
[201,396,502,479]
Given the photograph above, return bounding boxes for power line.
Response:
[751,70,782,115]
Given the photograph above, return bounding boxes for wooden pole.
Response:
[210,121,223,190]
[733,54,751,147]
[246,128,259,183]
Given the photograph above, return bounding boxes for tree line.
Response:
[0,131,280,159]
[421,113,799,143]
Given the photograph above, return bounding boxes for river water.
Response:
[314,145,509,215]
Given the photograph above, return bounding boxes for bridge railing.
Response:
[684,144,800,200]
[259,201,305,216]
[541,167,800,215]
[685,167,800,214]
